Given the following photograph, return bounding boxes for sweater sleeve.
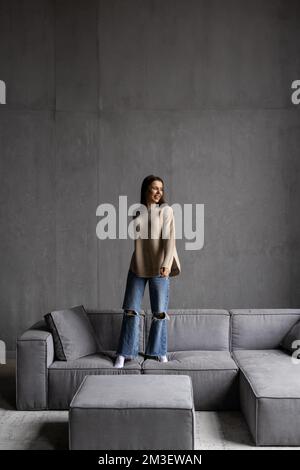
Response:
[161,206,176,269]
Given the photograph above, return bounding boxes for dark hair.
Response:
[140,175,167,207]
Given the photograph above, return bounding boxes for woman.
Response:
[114,175,181,368]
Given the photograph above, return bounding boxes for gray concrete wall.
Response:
[0,0,299,349]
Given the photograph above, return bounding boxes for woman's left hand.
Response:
[160,267,170,277]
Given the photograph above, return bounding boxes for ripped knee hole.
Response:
[125,310,138,316]
[153,312,166,320]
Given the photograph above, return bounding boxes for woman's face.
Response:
[147,180,164,206]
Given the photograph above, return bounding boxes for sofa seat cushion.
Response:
[232,349,300,398]
[233,349,300,446]
[142,351,239,410]
[143,350,238,370]
[48,353,143,409]
[49,352,144,370]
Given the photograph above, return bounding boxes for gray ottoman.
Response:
[69,374,195,450]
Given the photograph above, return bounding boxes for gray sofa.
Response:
[231,309,300,446]
[16,308,300,446]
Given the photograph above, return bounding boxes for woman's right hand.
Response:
[160,267,170,277]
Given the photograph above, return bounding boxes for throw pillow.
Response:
[44,305,98,361]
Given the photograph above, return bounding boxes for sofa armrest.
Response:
[16,321,54,410]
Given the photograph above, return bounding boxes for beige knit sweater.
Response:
[129,203,181,278]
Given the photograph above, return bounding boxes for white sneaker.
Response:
[114,355,125,368]
[159,355,168,363]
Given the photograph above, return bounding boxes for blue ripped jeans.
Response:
[116,269,170,358]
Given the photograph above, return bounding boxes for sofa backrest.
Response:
[145,309,230,351]
[87,309,230,353]
[86,308,300,353]
[230,309,300,350]
[87,309,145,353]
